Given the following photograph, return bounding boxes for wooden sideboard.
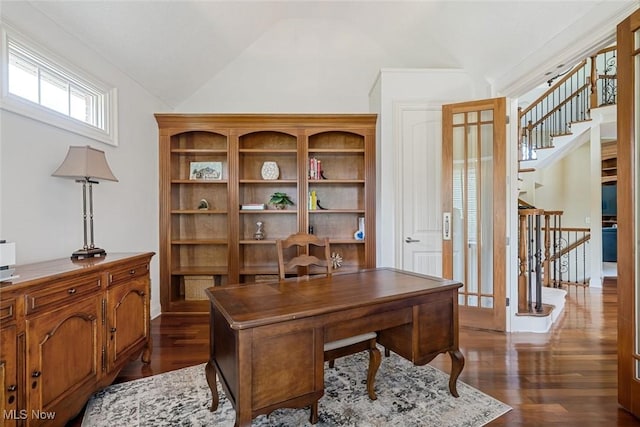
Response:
[0,252,154,427]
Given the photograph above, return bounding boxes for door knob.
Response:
[405,237,421,243]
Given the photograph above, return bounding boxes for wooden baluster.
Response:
[534,214,543,312]
[589,54,598,109]
[518,213,528,313]
[526,119,534,159]
[517,107,523,159]
[543,213,551,287]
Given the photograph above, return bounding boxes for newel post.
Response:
[518,213,529,313]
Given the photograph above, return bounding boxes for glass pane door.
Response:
[443,98,506,331]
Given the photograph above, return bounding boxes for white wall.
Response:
[534,143,592,227]
[178,17,386,113]
[0,4,168,317]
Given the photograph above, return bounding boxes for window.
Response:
[1,25,117,146]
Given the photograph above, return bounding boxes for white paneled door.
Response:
[398,104,443,277]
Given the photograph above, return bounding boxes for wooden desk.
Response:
[205,268,464,427]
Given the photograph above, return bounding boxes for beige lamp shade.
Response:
[52,145,118,181]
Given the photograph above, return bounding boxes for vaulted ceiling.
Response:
[2,1,636,108]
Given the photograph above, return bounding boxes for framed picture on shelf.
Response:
[189,161,223,180]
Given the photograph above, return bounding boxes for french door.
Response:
[617,8,640,418]
[442,98,507,331]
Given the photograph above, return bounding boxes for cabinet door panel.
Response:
[26,296,101,420]
[107,278,149,371]
[1,324,18,427]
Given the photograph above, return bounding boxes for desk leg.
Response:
[205,361,219,411]
[447,350,465,397]
[141,335,152,364]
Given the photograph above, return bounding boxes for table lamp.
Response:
[52,145,118,260]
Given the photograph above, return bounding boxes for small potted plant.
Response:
[269,192,294,210]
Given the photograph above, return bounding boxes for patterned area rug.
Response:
[82,351,511,426]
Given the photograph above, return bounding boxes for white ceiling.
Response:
[4,0,638,108]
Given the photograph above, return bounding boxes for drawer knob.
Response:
[129,269,136,275]
[67,288,77,295]
[31,371,41,378]
[7,384,16,392]
[110,327,117,333]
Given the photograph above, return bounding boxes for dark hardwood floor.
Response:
[71,279,639,426]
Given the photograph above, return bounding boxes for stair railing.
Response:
[518,46,617,162]
[517,208,591,315]
[518,59,590,161]
[590,46,617,107]
[548,226,591,290]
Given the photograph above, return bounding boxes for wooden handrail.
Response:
[548,226,590,232]
[549,233,591,262]
[518,208,545,216]
[518,198,535,209]
[523,83,589,131]
[597,45,616,55]
[518,209,565,217]
[520,59,588,117]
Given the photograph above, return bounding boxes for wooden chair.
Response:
[275,232,381,424]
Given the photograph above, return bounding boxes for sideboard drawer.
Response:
[0,298,16,322]
[109,262,149,287]
[25,275,102,315]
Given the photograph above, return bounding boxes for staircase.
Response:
[518,46,616,173]
[519,119,593,171]
[512,46,616,332]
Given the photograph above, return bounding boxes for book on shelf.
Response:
[241,203,266,210]
[308,190,317,210]
[308,157,324,180]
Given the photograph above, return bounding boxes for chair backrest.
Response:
[276,232,332,280]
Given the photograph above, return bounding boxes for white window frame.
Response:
[0,23,118,146]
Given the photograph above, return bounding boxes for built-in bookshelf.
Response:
[601,140,617,184]
[156,114,377,313]
[601,140,617,228]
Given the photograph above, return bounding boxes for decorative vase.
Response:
[197,199,210,210]
[254,221,265,240]
[261,161,279,180]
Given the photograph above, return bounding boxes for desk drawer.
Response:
[109,262,149,286]
[325,306,412,343]
[25,275,102,315]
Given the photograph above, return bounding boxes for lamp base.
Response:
[71,247,107,260]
